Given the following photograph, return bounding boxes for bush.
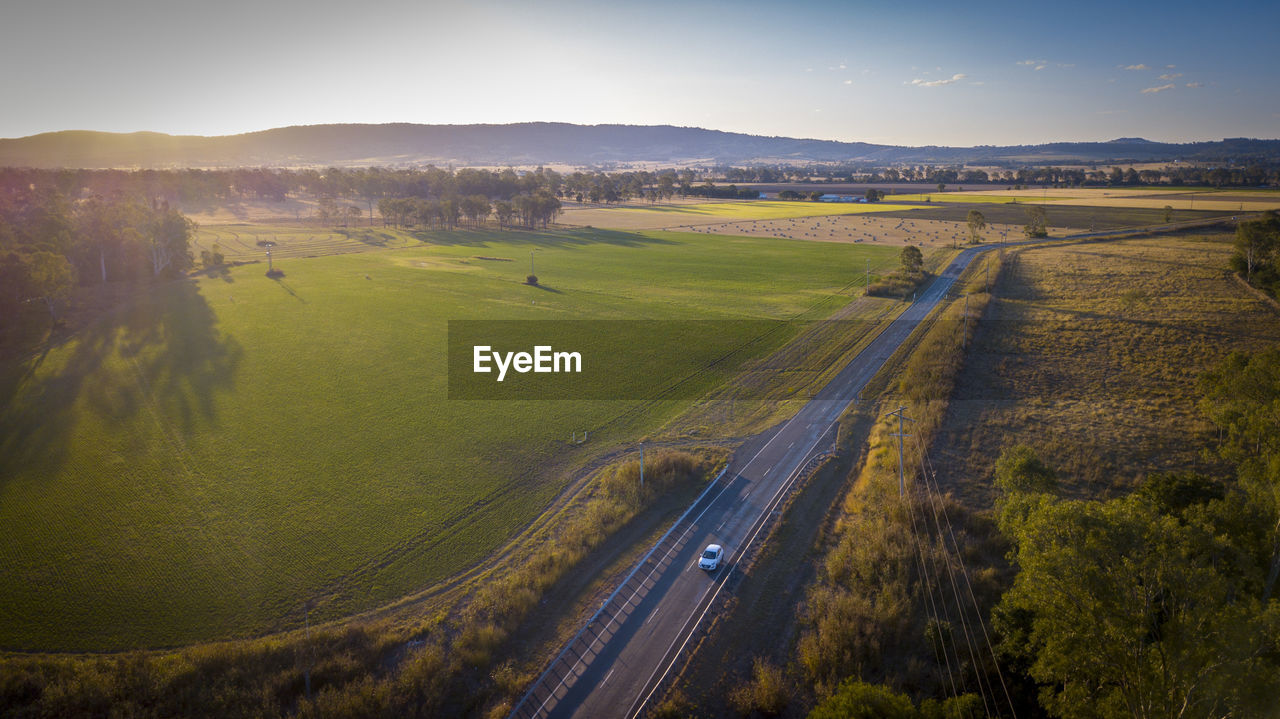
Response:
[525,274,538,285]
[266,268,285,279]
[728,657,788,716]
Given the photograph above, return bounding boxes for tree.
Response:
[493,200,514,228]
[996,488,1279,719]
[146,203,195,278]
[1163,205,1174,224]
[865,188,882,202]
[900,245,923,274]
[24,251,74,320]
[460,195,491,226]
[1200,347,1280,600]
[1023,205,1048,238]
[966,209,986,245]
[1232,211,1279,284]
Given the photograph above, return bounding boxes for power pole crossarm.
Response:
[886,406,914,497]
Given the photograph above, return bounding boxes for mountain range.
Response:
[1,123,1278,169]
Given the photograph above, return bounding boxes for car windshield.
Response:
[702,549,717,558]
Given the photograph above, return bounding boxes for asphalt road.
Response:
[509,243,1000,719]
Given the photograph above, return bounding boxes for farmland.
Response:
[930,233,1280,502]
[560,199,925,230]
[0,226,899,651]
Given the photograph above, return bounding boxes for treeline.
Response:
[0,189,194,331]
[376,192,561,230]
[715,162,1280,188]
[0,166,695,209]
[1232,210,1280,295]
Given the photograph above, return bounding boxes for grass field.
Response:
[191,224,418,262]
[930,233,1280,504]
[560,200,925,230]
[0,227,899,651]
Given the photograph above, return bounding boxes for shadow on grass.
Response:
[0,279,242,482]
[406,226,680,249]
[272,278,307,303]
[528,283,563,294]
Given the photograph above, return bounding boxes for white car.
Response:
[699,544,723,571]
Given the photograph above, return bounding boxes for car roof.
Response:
[706,544,722,552]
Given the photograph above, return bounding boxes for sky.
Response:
[3,0,1278,146]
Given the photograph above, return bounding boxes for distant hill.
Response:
[1,123,1278,169]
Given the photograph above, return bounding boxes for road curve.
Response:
[510,244,997,719]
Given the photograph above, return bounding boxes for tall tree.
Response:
[899,245,923,274]
[966,209,986,245]
[1232,211,1279,283]
[1023,206,1048,238]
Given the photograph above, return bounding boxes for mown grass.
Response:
[930,234,1280,504]
[0,226,898,651]
[192,224,419,262]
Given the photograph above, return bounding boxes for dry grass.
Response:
[667,214,1029,249]
[930,233,1280,505]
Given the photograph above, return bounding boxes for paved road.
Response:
[509,243,1000,719]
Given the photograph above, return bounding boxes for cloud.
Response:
[1122,64,1150,71]
[838,63,847,70]
[843,79,852,85]
[1141,83,1175,94]
[1057,63,1075,68]
[1166,64,1176,69]
[1034,65,1047,71]
[1016,59,1045,66]
[1159,72,1183,80]
[910,73,967,87]
[1185,81,1203,88]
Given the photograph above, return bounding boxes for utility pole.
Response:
[886,406,913,497]
[530,251,535,276]
[866,258,870,292]
[304,602,313,700]
[963,293,969,338]
[984,261,990,292]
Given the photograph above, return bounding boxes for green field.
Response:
[192,224,419,261]
[0,227,898,651]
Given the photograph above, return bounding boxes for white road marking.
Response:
[601,669,615,687]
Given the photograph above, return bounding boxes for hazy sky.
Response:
[3,0,1278,145]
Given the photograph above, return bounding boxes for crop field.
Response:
[929,233,1280,505]
[560,200,925,230]
[0,227,899,651]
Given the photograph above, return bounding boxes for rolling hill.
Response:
[1,123,1279,168]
